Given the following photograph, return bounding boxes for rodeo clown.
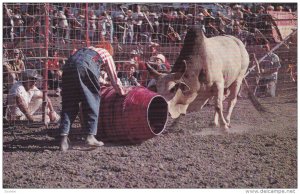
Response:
[59,43,127,151]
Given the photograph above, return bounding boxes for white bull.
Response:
[147,26,249,130]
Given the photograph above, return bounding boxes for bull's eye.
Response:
[170,87,176,93]
[169,85,178,93]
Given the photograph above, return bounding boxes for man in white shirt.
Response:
[6,69,60,123]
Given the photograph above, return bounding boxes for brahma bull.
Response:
[147,26,250,130]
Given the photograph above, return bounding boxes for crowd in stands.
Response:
[3,3,296,45]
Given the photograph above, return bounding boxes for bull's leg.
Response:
[215,82,229,130]
[226,80,242,127]
[212,110,219,127]
[211,89,229,127]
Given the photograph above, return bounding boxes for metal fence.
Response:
[2,3,297,127]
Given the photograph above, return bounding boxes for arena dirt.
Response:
[3,91,297,188]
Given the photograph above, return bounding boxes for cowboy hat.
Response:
[21,69,42,80]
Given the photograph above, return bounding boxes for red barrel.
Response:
[97,86,168,144]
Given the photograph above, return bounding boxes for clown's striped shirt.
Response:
[89,46,123,93]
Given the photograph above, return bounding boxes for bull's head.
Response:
[147,60,197,118]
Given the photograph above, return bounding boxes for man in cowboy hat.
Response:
[147,53,171,90]
[6,69,60,123]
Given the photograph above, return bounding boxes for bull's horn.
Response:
[146,62,163,78]
[182,60,187,75]
[174,59,188,80]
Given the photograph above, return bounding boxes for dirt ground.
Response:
[2,89,297,189]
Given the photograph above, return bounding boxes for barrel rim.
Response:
[146,95,169,136]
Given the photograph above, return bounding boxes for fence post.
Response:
[85,3,90,47]
[43,3,50,126]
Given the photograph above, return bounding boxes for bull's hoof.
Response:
[221,123,230,131]
[209,122,219,128]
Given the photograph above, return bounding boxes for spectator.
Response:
[59,45,127,151]
[258,43,282,97]
[147,53,170,89]
[88,10,97,42]
[47,50,62,96]
[3,4,15,42]
[75,9,86,40]
[6,69,60,123]
[25,50,37,69]
[276,6,284,12]
[116,62,124,79]
[99,11,114,43]
[257,5,266,15]
[67,8,82,40]
[148,12,160,42]
[114,13,125,42]
[123,10,134,44]
[195,13,206,33]
[94,3,105,17]
[12,7,25,43]
[231,20,256,45]
[255,5,278,43]
[166,24,181,43]
[129,49,139,65]
[242,5,257,32]
[3,48,15,92]
[8,49,26,82]
[267,5,275,13]
[148,42,170,70]
[133,12,144,44]
[121,63,140,86]
[132,5,144,44]
[149,54,168,72]
[224,5,232,19]
[215,11,228,34]
[128,48,149,86]
[202,9,219,37]
[231,4,244,22]
[57,9,69,44]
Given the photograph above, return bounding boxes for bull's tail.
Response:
[243,78,268,112]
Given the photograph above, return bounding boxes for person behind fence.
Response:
[231,20,256,46]
[258,43,281,97]
[3,48,14,92]
[120,63,140,87]
[59,44,127,151]
[47,49,62,96]
[4,49,26,91]
[147,54,169,89]
[9,49,26,80]
[6,69,60,123]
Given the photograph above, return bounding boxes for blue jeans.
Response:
[59,48,102,136]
